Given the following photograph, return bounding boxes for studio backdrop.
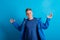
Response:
[0,0,60,40]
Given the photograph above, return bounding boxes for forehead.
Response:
[26,10,32,12]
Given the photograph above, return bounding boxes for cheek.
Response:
[29,13,32,16]
[26,14,29,16]
[26,13,32,17]
[30,13,32,16]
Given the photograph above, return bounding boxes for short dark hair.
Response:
[26,8,32,12]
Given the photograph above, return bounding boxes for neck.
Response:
[28,17,33,20]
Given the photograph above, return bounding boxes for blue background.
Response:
[0,0,60,40]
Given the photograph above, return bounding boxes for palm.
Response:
[10,18,15,23]
[47,13,52,18]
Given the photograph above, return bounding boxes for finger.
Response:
[49,13,52,17]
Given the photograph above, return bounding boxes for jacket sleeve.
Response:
[12,18,26,31]
[38,18,51,29]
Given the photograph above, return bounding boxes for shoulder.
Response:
[23,17,41,21]
[33,17,42,24]
[23,18,28,22]
[34,17,41,21]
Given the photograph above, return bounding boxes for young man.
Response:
[10,8,52,40]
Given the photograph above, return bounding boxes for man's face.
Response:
[26,10,33,18]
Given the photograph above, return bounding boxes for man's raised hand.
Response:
[10,18,15,23]
[47,13,53,19]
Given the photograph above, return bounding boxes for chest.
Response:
[25,20,38,29]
